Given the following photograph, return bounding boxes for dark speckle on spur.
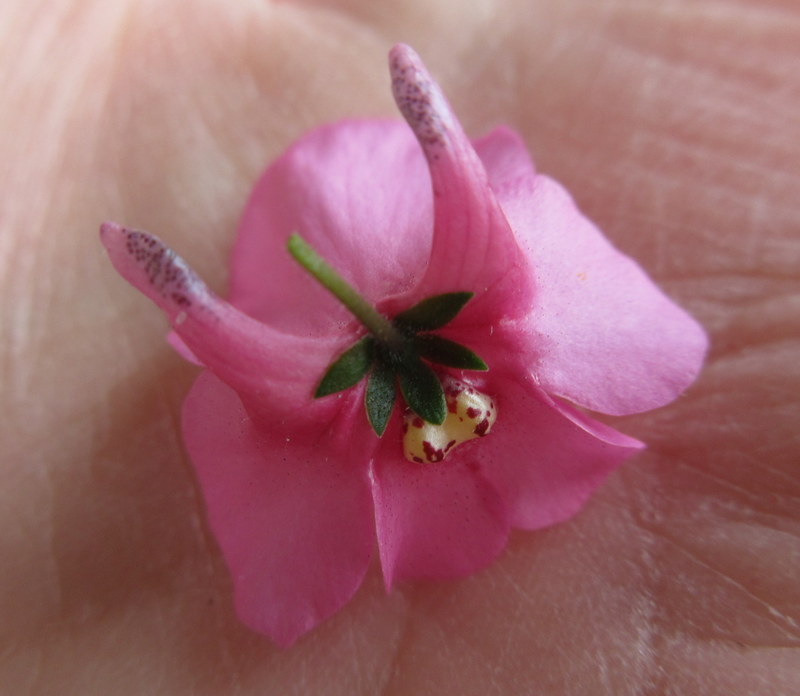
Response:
[124,229,199,307]
[392,69,445,150]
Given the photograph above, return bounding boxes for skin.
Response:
[1,0,798,693]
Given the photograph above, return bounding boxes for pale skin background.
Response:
[1,0,799,694]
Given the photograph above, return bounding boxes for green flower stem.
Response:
[287,234,405,348]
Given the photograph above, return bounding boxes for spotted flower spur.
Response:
[100,44,707,647]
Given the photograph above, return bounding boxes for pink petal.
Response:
[474,128,708,415]
[229,120,433,335]
[100,222,342,426]
[387,44,534,325]
[370,419,510,589]
[465,373,644,530]
[183,371,376,647]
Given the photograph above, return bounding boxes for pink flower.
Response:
[100,44,707,647]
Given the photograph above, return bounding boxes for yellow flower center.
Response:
[402,376,496,463]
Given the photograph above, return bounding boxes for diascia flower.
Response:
[101,44,707,646]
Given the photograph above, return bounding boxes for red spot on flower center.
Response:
[474,418,490,436]
[422,441,444,463]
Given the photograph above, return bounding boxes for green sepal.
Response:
[414,334,488,371]
[365,361,396,436]
[397,359,447,425]
[315,337,374,397]
[393,292,474,332]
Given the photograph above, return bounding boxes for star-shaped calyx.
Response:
[288,234,488,438]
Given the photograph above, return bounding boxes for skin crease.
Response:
[0,0,798,693]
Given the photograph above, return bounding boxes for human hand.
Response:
[1,0,798,693]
